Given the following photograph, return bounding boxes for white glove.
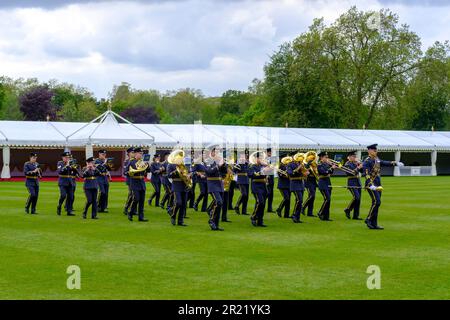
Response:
[369,185,378,191]
[397,162,404,167]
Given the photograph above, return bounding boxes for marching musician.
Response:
[160,152,173,211]
[66,154,80,213]
[221,161,234,223]
[248,152,270,227]
[167,151,190,226]
[148,154,162,207]
[287,152,308,223]
[205,146,227,231]
[317,152,337,221]
[343,151,363,220]
[127,147,149,222]
[95,150,112,213]
[24,152,40,214]
[265,148,275,213]
[363,144,403,230]
[233,151,250,216]
[276,155,292,219]
[82,157,101,219]
[123,147,135,215]
[57,151,75,216]
[192,152,208,212]
[302,152,319,217]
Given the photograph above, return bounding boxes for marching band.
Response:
[22,143,404,230]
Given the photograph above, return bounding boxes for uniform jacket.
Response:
[57,161,75,187]
[317,161,333,190]
[123,157,133,185]
[344,161,362,187]
[205,161,226,193]
[248,164,268,194]
[82,167,101,189]
[167,163,189,192]
[363,156,394,187]
[192,163,207,184]
[287,161,305,191]
[95,158,111,185]
[160,161,170,186]
[128,159,149,191]
[24,161,40,187]
[233,162,249,185]
[277,163,290,189]
[150,162,162,184]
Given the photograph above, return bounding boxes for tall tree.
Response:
[120,106,160,123]
[19,86,56,121]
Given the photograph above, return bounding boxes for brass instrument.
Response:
[327,159,356,175]
[35,162,43,178]
[303,151,319,180]
[292,152,308,175]
[223,166,234,192]
[168,149,192,189]
[128,158,149,175]
[277,156,292,177]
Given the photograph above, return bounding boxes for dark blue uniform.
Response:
[24,161,40,214]
[363,156,395,228]
[302,164,318,217]
[317,161,334,221]
[167,163,190,225]
[266,157,275,212]
[192,163,208,212]
[233,162,250,215]
[160,161,173,210]
[57,160,75,215]
[82,167,101,219]
[287,161,306,222]
[149,161,162,207]
[205,160,227,230]
[344,161,363,219]
[123,157,134,214]
[95,158,111,212]
[248,164,268,226]
[276,163,291,218]
[128,159,149,221]
[66,165,79,212]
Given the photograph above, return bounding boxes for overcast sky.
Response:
[0,0,448,98]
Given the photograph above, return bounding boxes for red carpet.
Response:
[0,177,140,182]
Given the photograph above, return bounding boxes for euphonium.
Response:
[293,152,308,175]
[168,149,192,189]
[277,156,292,177]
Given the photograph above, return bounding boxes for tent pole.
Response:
[1,146,11,179]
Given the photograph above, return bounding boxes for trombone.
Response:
[326,159,357,175]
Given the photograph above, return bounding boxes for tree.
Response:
[19,86,56,121]
[218,90,253,124]
[405,42,450,130]
[120,106,160,123]
[259,7,422,129]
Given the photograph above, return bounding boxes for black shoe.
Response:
[292,218,302,223]
[374,225,384,230]
[25,208,29,214]
[307,214,316,217]
[123,209,128,215]
[67,212,75,216]
[31,211,37,214]
[344,209,351,219]
[234,207,240,215]
[160,205,165,210]
[171,217,176,225]
[365,219,375,229]
[267,210,274,213]
[177,223,188,227]
[138,219,148,222]
[353,217,363,220]
[209,223,217,230]
[184,216,189,219]
[212,227,224,231]
[92,216,99,220]
[128,214,133,221]
[258,224,267,227]
[103,210,109,213]
[251,219,257,227]
[222,220,232,223]
[301,211,306,216]
[323,218,333,221]
[276,209,282,218]
[82,214,87,219]
[57,206,61,215]
[242,212,249,216]
[193,205,198,212]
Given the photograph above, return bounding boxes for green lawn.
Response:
[0,177,449,300]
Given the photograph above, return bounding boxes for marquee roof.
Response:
[1,117,450,152]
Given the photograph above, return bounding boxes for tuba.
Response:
[168,149,192,189]
[293,152,308,175]
[277,156,292,177]
[303,151,319,180]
